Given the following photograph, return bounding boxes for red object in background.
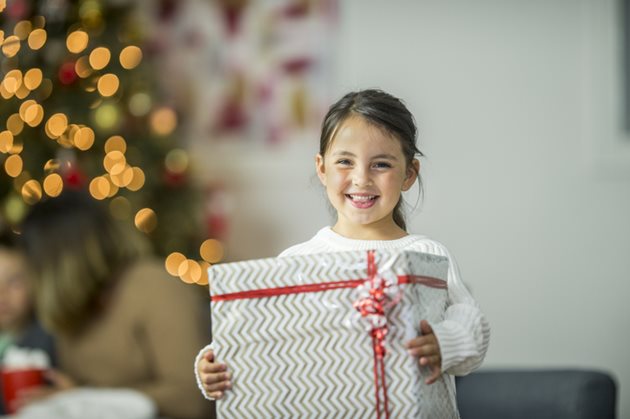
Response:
[205,186,230,240]
[282,58,312,74]
[1,368,46,414]
[64,167,86,188]
[163,168,187,188]
[217,100,248,132]
[58,61,78,85]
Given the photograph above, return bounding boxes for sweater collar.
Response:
[315,226,425,251]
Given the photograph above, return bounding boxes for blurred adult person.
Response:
[17,190,212,419]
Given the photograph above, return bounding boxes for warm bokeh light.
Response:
[73,126,95,150]
[196,261,211,286]
[128,92,152,117]
[43,159,60,172]
[22,103,44,127]
[165,252,187,277]
[119,45,142,69]
[3,69,22,94]
[24,68,43,90]
[43,173,63,197]
[15,83,30,99]
[75,56,93,78]
[88,176,110,200]
[178,259,201,284]
[103,150,126,173]
[46,113,69,138]
[89,47,111,70]
[135,208,157,233]
[8,139,23,154]
[109,196,131,220]
[104,135,126,154]
[127,167,145,191]
[0,1,6,13]
[0,83,12,100]
[97,73,119,97]
[150,107,177,136]
[103,175,119,197]
[165,149,189,174]
[2,35,21,57]
[111,165,133,187]
[66,30,89,53]
[4,154,23,178]
[14,21,32,41]
[0,131,13,153]
[27,28,47,50]
[19,100,36,121]
[7,114,24,136]
[200,239,224,263]
[21,179,42,205]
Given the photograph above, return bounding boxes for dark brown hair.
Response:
[319,89,423,230]
[19,190,148,335]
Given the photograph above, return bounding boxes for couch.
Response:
[456,369,617,419]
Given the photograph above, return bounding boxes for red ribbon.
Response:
[210,252,447,418]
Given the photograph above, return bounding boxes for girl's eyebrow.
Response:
[332,150,398,160]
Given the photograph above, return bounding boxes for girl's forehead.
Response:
[328,116,402,154]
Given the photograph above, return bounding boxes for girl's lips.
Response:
[345,194,378,209]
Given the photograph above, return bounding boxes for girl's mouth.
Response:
[346,194,378,209]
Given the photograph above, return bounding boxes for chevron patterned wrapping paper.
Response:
[209,250,459,418]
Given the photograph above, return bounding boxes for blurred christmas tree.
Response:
[0,0,207,276]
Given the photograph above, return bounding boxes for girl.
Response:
[195,89,490,414]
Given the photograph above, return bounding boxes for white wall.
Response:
[196,0,630,416]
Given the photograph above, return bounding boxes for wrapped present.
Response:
[209,250,458,418]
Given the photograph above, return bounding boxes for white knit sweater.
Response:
[195,226,490,400]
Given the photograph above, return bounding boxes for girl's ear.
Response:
[402,159,420,191]
[315,154,327,186]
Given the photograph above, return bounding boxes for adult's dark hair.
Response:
[319,89,423,230]
[19,190,148,335]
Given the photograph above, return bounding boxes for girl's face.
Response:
[0,248,32,333]
[316,116,419,239]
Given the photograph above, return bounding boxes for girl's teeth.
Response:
[350,195,375,201]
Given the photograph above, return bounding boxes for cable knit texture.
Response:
[195,226,490,402]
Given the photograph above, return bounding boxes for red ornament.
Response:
[64,167,86,188]
[58,61,78,85]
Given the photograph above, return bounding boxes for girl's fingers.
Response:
[203,371,231,385]
[203,350,215,362]
[419,354,440,367]
[408,343,439,358]
[425,367,442,385]
[208,391,223,399]
[200,362,228,374]
[204,378,232,393]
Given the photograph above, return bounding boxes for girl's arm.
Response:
[418,241,491,376]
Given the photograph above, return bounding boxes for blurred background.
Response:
[1,0,629,417]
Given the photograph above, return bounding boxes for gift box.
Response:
[209,250,458,418]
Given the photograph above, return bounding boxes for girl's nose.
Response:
[352,168,373,187]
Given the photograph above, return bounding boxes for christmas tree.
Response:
[1,0,214,285]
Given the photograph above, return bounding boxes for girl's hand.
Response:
[13,369,76,411]
[197,349,232,399]
[405,320,442,385]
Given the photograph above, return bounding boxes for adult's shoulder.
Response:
[120,259,204,300]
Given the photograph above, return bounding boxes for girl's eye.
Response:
[336,159,352,165]
[373,162,392,169]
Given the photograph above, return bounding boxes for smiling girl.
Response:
[194,89,490,416]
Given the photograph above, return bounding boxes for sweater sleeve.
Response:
[194,342,215,400]
[419,241,491,376]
